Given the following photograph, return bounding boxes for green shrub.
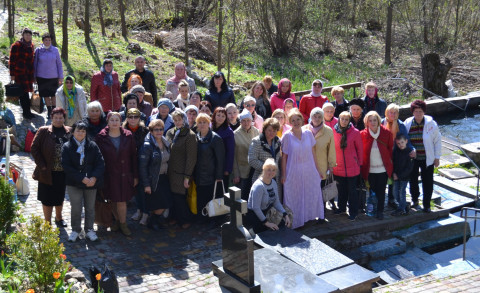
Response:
[6,216,69,292]
[0,176,19,245]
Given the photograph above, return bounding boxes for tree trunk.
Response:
[7,0,13,39]
[61,0,68,60]
[421,53,452,99]
[184,0,189,67]
[46,0,57,46]
[84,0,90,43]
[384,2,393,65]
[96,0,106,36]
[422,1,428,44]
[217,0,223,71]
[118,0,127,38]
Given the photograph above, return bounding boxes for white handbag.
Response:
[322,172,338,202]
[202,181,230,217]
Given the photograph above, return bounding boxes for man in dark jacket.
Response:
[121,56,158,106]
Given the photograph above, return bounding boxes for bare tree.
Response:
[97,0,106,36]
[7,0,14,39]
[385,1,393,65]
[118,0,127,38]
[85,0,91,43]
[184,0,189,66]
[61,0,68,60]
[217,0,223,71]
[46,0,57,45]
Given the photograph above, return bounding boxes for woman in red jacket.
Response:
[299,79,328,124]
[90,59,122,114]
[360,111,393,220]
[96,112,139,236]
[333,111,363,221]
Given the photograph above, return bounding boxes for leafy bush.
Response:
[6,216,69,292]
[0,176,19,245]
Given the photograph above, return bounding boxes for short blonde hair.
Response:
[260,158,277,179]
[178,79,189,89]
[272,109,286,119]
[365,82,377,89]
[287,108,303,125]
[262,75,273,83]
[385,103,399,119]
[339,111,351,120]
[225,103,238,113]
[363,110,382,127]
[331,86,344,96]
[196,113,211,124]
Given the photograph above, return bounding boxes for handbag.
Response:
[30,87,45,114]
[90,263,119,293]
[266,205,293,227]
[94,190,114,227]
[201,181,230,217]
[187,180,197,215]
[322,173,338,202]
[24,129,35,152]
[11,163,30,196]
[5,82,23,97]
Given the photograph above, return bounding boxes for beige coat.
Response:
[303,124,336,179]
[233,126,259,179]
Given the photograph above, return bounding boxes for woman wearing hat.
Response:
[233,109,260,200]
[299,79,328,124]
[148,98,175,134]
[96,112,138,236]
[9,28,35,119]
[91,59,122,113]
[56,75,87,126]
[120,93,147,123]
[349,98,366,131]
[130,84,152,116]
[166,109,197,229]
[243,96,264,132]
[185,105,198,131]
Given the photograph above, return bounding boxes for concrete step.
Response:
[377,265,414,284]
[358,238,407,260]
[439,153,471,167]
[434,175,478,199]
[438,168,475,179]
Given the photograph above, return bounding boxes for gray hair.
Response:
[87,101,103,114]
[310,107,324,120]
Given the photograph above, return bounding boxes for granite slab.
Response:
[439,153,470,166]
[317,263,379,293]
[438,168,475,179]
[254,227,353,275]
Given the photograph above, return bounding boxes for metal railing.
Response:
[460,207,480,260]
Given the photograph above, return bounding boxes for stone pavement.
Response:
[374,269,480,293]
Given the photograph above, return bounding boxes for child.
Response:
[391,133,414,216]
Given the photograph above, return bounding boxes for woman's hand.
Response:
[233,177,240,184]
[144,186,151,194]
[284,215,292,228]
[134,178,139,187]
[264,221,279,231]
[58,78,63,85]
[409,149,416,158]
[224,171,229,176]
[82,177,90,186]
[183,178,190,189]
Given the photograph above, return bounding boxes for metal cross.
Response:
[224,186,247,228]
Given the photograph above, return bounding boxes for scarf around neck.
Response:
[63,76,77,118]
[369,127,380,140]
[310,121,323,137]
[101,66,113,86]
[73,137,86,165]
[335,122,351,149]
[20,38,32,48]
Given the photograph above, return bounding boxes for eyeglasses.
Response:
[245,104,255,108]
[127,115,140,119]
[152,128,164,132]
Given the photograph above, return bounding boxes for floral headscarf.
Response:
[63,75,77,118]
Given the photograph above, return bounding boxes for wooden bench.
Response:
[293,82,363,102]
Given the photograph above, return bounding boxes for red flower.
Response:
[26,290,35,293]
[53,272,61,279]
[60,254,67,260]
[96,273,101,281]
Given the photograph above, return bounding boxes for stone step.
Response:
[358,238,407,260]
[439,153,471,167]
[377,265,415,284]
[438,168,475,179]
[434,175,479,199]
[392,214,469,250]
[460,142,480,166]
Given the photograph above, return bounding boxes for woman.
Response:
[188,91,202,110]
[82,101,108,141]
[299,80,328,124]
[323,103,338,129]
[248,118,282,200]
[362,82,387,118]
[55,75,87,126]
[194,113,225,223]
[130,85,153,117]
[263,75,278,97]
[404,100,441,212]
[34,32,63,118]
[240,82,272,119]
[243,96,264,131]
[233,110,260,200]
[31,108,71,226]
[139,119,172,231]
[303,107,337,211]
[62,121,105,242]
[126,74,154,106]
[96,112,138,236]
[120,93,147,123]
[9,28,35,119]
[199,101,213,117]
[90,59,122,113]
[124,108,150,225]
[360,111,393,220]
[349,98,365,131]
[204,71,235,110]
[226,103,240,131]
[283,98,296,117]
[185,105,199,131]
[212,107,235,187]
[270,78,297,112]
[331,86,349,118]
[382,103,415,209]
[173,80,190,110]
[166,110,198,229]
[166,62,197,98]
[333,111,363,221]
[245,159,291,234]
[148,98,175,134]
[272,109,291,138]
[281,109,324,228]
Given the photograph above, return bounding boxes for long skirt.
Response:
[146,174,172,211]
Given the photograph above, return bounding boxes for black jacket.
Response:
[194,130,225,186]
[393,146,414,181]
[125,124,149,151]
[61,136,105,189]
[267,83,278,97]
[82,116,107,142]
[204,88,235,110]
[333,99,349,118]
[139,133,170,191]
[121,69,158,106]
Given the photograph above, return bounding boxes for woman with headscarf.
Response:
[166,109,198,229]
[148,98,175,133]
[9,28,35,119]
[270,78,297,112]
[90,59,122,113]
[204,71,235,110]
[299,80,328,124]
[166,62,197,98]
[56,75,87,126]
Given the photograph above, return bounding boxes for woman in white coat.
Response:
[56,75,87,126]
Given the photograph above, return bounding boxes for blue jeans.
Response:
[393,180,408,212]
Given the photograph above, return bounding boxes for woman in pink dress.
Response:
[281,108,324,228]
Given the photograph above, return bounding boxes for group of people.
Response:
[12,28,442,240]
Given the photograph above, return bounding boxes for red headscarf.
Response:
[277,78,292,100]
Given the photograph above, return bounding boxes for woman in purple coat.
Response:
[96,112,139,236]
[212,107,235,188]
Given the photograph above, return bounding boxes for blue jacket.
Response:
[205,88,235,110]
[381,118,414,150]
[363,95,387,118]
